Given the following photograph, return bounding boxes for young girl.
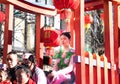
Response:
[48,32,75,84]
[0,69,12,84]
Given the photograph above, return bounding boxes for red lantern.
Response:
[100,12,104,20]
[84,14,93,24]
[54,0,79,21]
[60,9,72,20]
[41,29,59,43]
[53,0,79,10]
[44,37,60,47]
[40,27,60,47]
[0,11,5,23]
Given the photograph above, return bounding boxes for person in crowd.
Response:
[6,51,18,83]
[15,65,36,84]
[47,32,75,84]
[0,69,12,84]
[22,53,47,84]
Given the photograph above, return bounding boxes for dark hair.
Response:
[28,55,36,63]
[15,65,31,76]
[60,32,71,39]
[7,51,17,55]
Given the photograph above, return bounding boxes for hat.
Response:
[22,53,35,63]
[22,53,32,59]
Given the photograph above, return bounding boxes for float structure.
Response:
[0,0,120,84]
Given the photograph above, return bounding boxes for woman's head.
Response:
[60,32,71,40]
[60,32,71,47]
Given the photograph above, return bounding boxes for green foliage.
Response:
[85,9,104,55]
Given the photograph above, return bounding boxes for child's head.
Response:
[0,69,8,82]
[15,65,31,84]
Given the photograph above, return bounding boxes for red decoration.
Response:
[85,14,93,24]
[44,37,60,47]
[53,0,79,10]
[40,27,60,47]
[54,0,79,20]
[60,9,72,20]
[45,47,55,56]
[41,29,59,43]
[100,55,104,61]
[100,12,104,20]
[0,11,5,23]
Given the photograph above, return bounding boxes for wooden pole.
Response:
[35,14,42,68]
[104,1,115,84]
[74,0,85,83]
[3,4,13,63]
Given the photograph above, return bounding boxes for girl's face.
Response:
[16,69,29,84]
[60,35,70,47]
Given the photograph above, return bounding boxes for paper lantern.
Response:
[54,0,79,20]
[0,11,5,23]
[41,29,59,43]
[100,12,104,20]
[60,9,72,20]
[85,14,93,24]
[53,0,79,10]
[44,37,60,47]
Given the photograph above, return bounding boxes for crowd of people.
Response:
[4,51,47,84]
[0,32,76,84]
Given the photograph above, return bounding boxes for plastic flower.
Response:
[61,53,66,58]
[70,49,75,53]
[64,58,69,64]
[56,59,60,63]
